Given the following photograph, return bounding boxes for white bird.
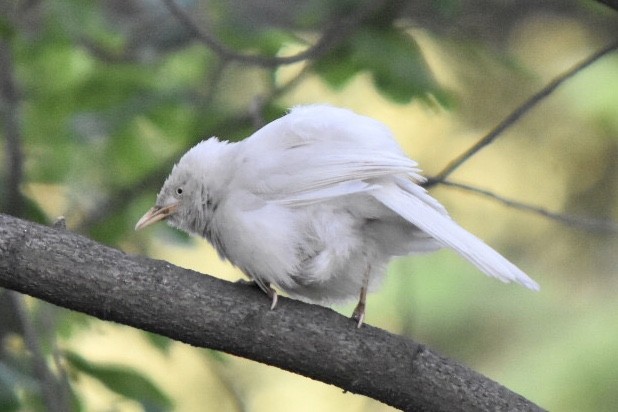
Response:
[136,104,539,327]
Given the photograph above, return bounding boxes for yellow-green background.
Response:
[1,1,617,411]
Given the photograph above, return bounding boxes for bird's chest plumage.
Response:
[206,195,380,303]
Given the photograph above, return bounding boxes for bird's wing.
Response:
[372,178,540,290]
[239,105,436,207]
[237,105,538,289]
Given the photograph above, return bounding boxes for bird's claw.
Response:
[269,291,278,310]
[240,278,278,310]
[351,302,366,328]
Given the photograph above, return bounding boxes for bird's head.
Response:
[135,138,231,235]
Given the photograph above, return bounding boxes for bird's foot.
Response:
[237,278,278,310]
[352,272,369,328]
[351,301,365,328]
[267,289,278,310]
[260,282,278,310]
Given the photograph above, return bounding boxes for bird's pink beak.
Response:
[135,203,178,230]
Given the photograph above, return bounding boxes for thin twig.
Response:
[76,159,177,232]
[267,63,313,101]
[441,180,618,234]
[249,62,315,128]
[77,65,311,232]
[38,295,73,411]
[207,355,249,412]
[159,0,385,67]
[426,39,618,187]
[201,57,229,107]
[75,112,257,232]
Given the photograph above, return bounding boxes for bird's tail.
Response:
[372,180,540,291]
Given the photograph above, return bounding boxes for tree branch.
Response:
[440,180,618,234]
[159,0,385,67]
[593,0,618,12]
[0,213,544,412]
[425,39,618,187]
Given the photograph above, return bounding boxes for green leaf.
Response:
[212,21,295,58]
[64,351,172,411]
[0,359,56,411]
[205,349,228,364]
[313,27,449,105]
[143,332,173,354]
[0,364,20,412]
[352,28,440,104]
[0,391,20,412]
[312,44,361,89]
[0,16,15,40]
[255,29,298,57]
[22,195,49,225]
[88,204,144,245]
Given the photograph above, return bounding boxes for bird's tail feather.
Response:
[372,182,540,291]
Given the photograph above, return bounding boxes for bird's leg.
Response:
[243,276,278,310]
[352,266,371,328]
[265,285,278,310]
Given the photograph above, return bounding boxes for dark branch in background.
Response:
[593,0,618,12]
[75,112,257,233]
[201,58,229,107]
[441,180,618,234]
[76,162,175,232]
[252,63,314,127]
[0,213,545,412]
[9,291,71,412]
[76,1,616,237]
[425,39,618,187]
[420,40,618,234]
[210,359,249,412]
[159,0,385,67]
[0,37,73,411]
[0,40,24,217]
[76,64,309,233]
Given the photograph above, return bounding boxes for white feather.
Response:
[146,104,539,309]
[372,178,539,290]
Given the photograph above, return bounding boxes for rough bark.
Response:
[0,213,544,411]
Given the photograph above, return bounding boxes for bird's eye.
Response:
[175,187,183,196]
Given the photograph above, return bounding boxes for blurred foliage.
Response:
[64,351,172,411]
[0,0,617,411]
[314,26,451,104]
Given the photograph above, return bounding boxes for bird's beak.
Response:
[135,203,178,230]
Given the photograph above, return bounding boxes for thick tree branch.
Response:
[0,213,544,412]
